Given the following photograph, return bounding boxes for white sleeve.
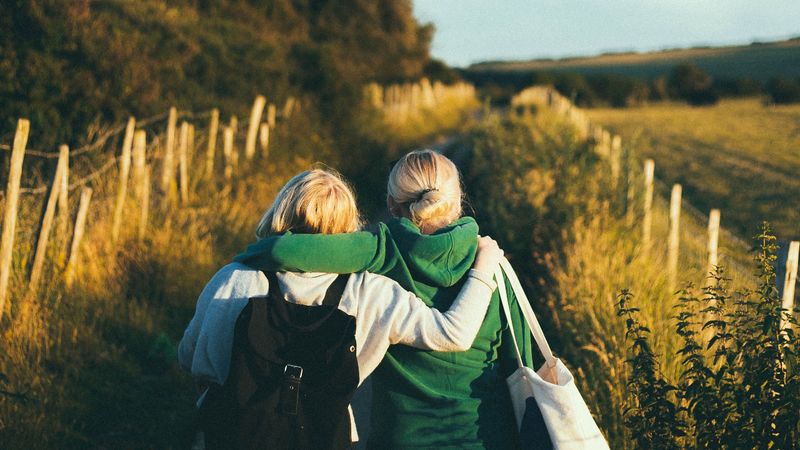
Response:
[346,268,495,368]
[385,269,495,351]
[177,263,269,384]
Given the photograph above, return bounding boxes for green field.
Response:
[585,98,800,241]
[469,39,800,82]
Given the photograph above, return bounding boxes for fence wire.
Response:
[0,109,191,159]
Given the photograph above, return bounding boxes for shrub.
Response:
[766,78,800,104]
[617,223,800,449]
[588,74,651,107]
[715,77,763,97]
[668,63,719,106]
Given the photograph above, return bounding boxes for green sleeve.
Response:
[499,276,534,376]
[234,223,400,275]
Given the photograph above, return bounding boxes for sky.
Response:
[413,0,800,67]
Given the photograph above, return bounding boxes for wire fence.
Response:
[513,85,774,285]
[0,93,307,322]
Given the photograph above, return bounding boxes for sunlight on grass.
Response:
[586,98,800,239]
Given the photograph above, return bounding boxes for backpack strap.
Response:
[263,271,349,307]
[321,274,349,307]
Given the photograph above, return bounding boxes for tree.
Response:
[668,63,718,106]
[766,77,800,104]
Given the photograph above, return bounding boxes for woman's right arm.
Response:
[234,223,396,274]
[349,237,503,364]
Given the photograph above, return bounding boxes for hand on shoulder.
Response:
[473,235,504,274]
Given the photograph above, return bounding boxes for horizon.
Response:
[414,0,800,68]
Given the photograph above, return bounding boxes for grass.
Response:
[585,98,800,241]
[463,106,766,448]
[0,114,310,448]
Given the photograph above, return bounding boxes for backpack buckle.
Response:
[280,364,303,416]
[284,364,304,380]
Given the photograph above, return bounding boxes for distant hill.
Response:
[468,38,800,82]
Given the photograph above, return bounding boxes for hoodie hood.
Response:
[386,216,478,288]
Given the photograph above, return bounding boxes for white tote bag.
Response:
[495,258,609,450]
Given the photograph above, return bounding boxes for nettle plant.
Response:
[617,223,800,450]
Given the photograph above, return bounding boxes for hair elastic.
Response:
[416,187,438,202]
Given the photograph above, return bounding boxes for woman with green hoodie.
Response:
[236,150,534,449]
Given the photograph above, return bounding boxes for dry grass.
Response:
[586,98,800,240]
[0,117,307,448]
[466,105,763,448]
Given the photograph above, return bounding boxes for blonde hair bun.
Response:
[388,150,462,232]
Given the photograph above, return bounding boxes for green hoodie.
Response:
[235,217,533,449]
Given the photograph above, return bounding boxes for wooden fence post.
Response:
[223,126,234,180]
[624,145,635,227]
[178,121,190,203]
[610,135,621,189]
[112,117,135,243]
[283,97,296,118]
[57,146,70,251]
[668,184,682,288]
[188,123,195,160]
[780,241,799,330]
[229,116,238,134]
[29,145,69,294]
[139,169,150,241]
[206,108,219,178]
[65,187,92,288]
[132,130,146,203]
[0,119,29,318]
[259,123,270,158]
[642,159,655,250]
[160,107,177,193]
[267,104,277,128]
[599,130,611,157]
[245,96,266,160]
[706,209,721,281]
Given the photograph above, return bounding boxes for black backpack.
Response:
[199,273,359,450]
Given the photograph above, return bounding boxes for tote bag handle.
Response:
[495,265,525,368]
[495,258,558,370]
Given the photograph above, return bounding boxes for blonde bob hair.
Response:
[387,149,462,233]
[256,169,361,238]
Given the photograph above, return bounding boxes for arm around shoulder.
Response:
[362,269,496,352]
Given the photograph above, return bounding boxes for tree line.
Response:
[0,0,457,150]
[464,63,800,107]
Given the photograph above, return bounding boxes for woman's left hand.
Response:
[473,236,504,274]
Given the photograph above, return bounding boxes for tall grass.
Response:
[461,105,793,448]
[586,98,800,240]
[0,114,311,448]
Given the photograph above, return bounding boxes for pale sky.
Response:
[414,0,800,67]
